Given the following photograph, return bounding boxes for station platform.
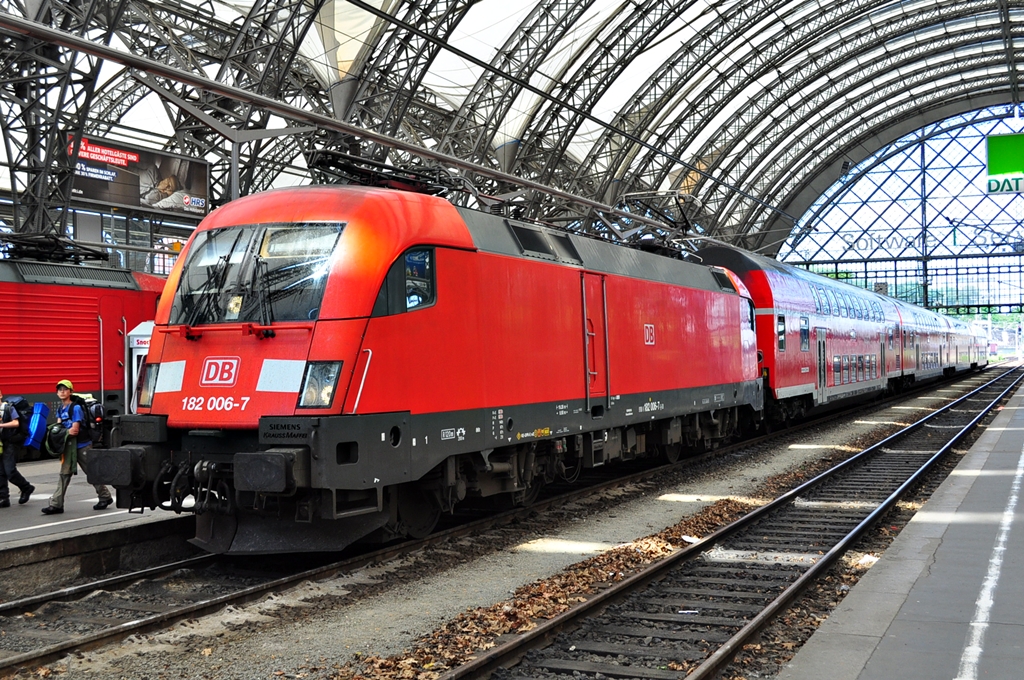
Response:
[780,385,1024,679]
[0,456,194,597]
[0,456,172,548]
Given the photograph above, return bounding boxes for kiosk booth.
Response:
[126,321,153,413]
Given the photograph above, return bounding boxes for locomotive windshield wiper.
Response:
[184,255,227,328]
[185,230,247,328]
[253,254,275,328]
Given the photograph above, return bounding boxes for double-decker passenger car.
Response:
[91,186,764,553]
[697,247,987,425]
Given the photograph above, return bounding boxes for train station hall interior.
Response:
[1,1,1024,679]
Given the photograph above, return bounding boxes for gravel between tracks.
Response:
[12,388,967,680]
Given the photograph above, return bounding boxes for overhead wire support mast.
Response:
[0,12,678,238]
[341,0,797,225]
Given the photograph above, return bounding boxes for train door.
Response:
[815,328,827,404]
[99,295,124,415]
[582,272,609,414]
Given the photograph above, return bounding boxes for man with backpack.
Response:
[0,388,35,508]
[42,380,112,515]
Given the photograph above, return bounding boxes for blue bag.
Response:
[26,401,50,451]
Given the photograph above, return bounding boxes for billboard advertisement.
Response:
[986,133,1024,194]
[68,136,210,216]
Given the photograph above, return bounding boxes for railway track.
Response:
[0,367,1000,673]
[445,366,1023,680]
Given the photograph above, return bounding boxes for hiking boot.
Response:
[19,484,34,504]
[94,498,113,510]
[0,499,9,508]
[41,506,63,515]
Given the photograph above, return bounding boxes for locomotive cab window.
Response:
[404,250,434,309]
[169,221,344,325]
[373,248,436,316]
[777,314,786,350]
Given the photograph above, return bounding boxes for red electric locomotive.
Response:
[91,186,764,554]
[0,258,164,454]
[697,247,987,425]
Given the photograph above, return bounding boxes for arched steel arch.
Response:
[0,0,128,234]
[670,19,1013,238]
[567,0,927,215]
[437,0,598,177]
[570,0,1023,252]
[676,15,1016,226]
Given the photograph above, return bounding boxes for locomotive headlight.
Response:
[298,361,342,408]
[137,364,159,409]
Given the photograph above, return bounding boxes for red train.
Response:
[88,186,985,554]
[696,248,987,425]
[0,259,164,456]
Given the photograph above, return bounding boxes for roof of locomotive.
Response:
[171,186,748,310]
[458,208,743,296]
[0,258,153,291]
[196,185,475,249]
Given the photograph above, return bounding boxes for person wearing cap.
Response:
[42,380,113,515]
[0,388,34,508]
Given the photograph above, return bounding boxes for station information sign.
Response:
[67,135,210,216]
[986,133,1024,194]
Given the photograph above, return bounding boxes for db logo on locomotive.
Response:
[201,357,241,387]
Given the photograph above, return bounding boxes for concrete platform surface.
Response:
[0,455,180,552]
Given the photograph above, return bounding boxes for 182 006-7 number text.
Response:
[181,396,251,411]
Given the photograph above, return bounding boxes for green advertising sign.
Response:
[987,133,1024,194]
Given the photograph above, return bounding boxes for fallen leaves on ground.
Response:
[331,500,753,680]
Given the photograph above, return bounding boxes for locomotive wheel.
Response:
[397,485,441,539]
[662,443,683,464]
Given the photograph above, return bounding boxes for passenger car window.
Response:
[777,314,786,351]
[818,287,831,315]
[800,317,809,351]
[826,290,839,316]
